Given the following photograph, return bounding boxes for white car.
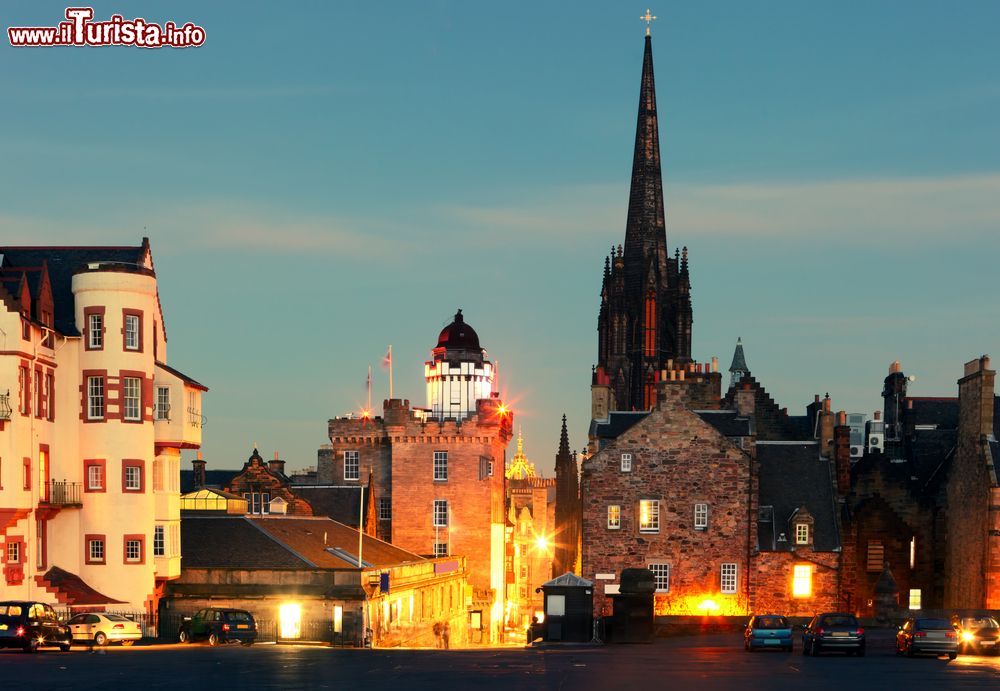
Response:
[66,612,142,646]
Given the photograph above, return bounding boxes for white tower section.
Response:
[424,309,495,419]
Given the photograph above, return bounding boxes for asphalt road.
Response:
[2,630,998,690]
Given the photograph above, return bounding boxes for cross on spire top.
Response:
[640,8,657,36]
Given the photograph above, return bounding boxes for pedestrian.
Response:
[443,621,450,649]
[433,621,442,648]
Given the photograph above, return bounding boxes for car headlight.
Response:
[962,632,975,642]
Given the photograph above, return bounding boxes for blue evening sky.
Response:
[3,1,998,474]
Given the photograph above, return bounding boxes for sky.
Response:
[2,1,999,475]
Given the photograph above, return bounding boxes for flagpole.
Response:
[388,345,393,399]
[367,364,372,413]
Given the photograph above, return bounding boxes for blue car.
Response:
[745,614,793,652]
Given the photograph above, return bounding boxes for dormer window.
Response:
[620,453,632,472]
[795,523,809,545]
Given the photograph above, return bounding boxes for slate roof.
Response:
[292,486,372,528]
[542,572,593,588]
[589,411,650,447]
[729,339,748,373]
[180,469,240,494]
[756,442,840,552]
[156,362,208,391]
[989,440,1000,486]
[909,429,956,489]
[40,566,124,606]
[694,410,752,437]
[181,515,425,571]
[906,398,959,429]
[0,244,147,336]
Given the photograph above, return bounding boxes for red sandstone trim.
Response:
[122,308,144,353]
[85,534,106,565]
[123,534,145,565]
[121,459,146,493]
[83,305,106,351]
[83,458,107,493]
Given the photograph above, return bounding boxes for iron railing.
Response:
[41,480,82,506]
[0,390,11,420]
[187,407,206,428]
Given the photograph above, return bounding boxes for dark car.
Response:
[178,608,257,646]
[0,601,72,653]
[802,612,865,656]
[956,616,1000,655]
[896,617,958,659]
[744,614,793,652]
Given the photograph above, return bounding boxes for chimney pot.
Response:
[837,411,847,426]
[890,360,901,374]
[814,394,820,404]
[907,399,913,409]
[874,411,881,421]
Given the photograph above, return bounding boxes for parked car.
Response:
[896,617,958,658]
[744,614,793,652]
[0,601,72,653]
[955,616,1000,655]
[66,612,142,646]
[802,612,865,656]
[178,608,257,646]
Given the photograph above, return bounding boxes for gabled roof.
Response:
[695,410,752,437]
[905,398,959,429]
[756,442,840,552]
[589,411,650,444]
[542,572,593,588]
[0,244,147,336]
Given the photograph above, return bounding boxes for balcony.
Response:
[187,406,207,428]
[0,390,11,420]
[39,480,83,508]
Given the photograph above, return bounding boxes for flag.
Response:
[381,346,392,369]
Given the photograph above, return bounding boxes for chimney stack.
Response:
[192,452,206,490]
[818,394,835,458]
[834,411,851,495]
[958,355,995,439]
[268,451,286,476]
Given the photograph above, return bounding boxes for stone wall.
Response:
[751,549,841,617]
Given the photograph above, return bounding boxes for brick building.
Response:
[320,310,513,640]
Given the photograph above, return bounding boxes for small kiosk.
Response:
[535,573,594,643]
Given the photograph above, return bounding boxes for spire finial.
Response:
[640,8,657,36]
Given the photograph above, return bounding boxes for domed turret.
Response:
[425,309,495,419]
[436,309,481,352]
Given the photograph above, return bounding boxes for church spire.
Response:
[729,337,749,388]
[623,32,667,291]
[557,414,571,459]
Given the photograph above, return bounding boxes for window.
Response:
[87,376,105,420]
[649,563,670,592]
[639,499,659,533]
[244,492,271,515]
[607,505,621,530]
[433,543,448,557]
[85,460,105,492]
[6,540,20,564]
[19,366,29,414]
[152,459,163,492]
[124,313,140,350]
[123,462,143,492]
[795,523,809,545]
[721,563,738,594]
[694,503,709,530]
[344,450,359,480]
[620,453,632,472]
[792,564,812,597]
[34,369,42,417]
[433,499,449,527]
[87,537,106,564]
[123,377,141,421]
[546,594,566,616]
[433,450,448,481]
[36,520,45,570]
[379,498,391,521]
[155,386,170,420]
[124,536,143,563]
[908,588,921,610]
[170,524,180,557]
[45,373,54,421]
[909,537,916,569]
[153,525,165,557]
[88,313,103,349]
[866,540,884,573]
[23,457,31,490]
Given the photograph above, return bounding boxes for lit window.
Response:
[908,588,921,610]
[378,498,391,520]
[649,563,670,592]
[909,537,916,569]
[621,453,632,472]
[795,523,809,545]
[694,503,708,530]
[88,313,103,349]
[434,450,448,481]
[344,450,359,480]
[866,540,884,573]
[123,377,141,421]
[87,376,105,420]
[153,525,165,557]
[721,563,738,594]
[155,386,170,420]
[792,564,812,597]
[433,499,448,527]
[607,505,621,530]
[125,539,142,562]
[639,499,659,533]
[124,314,140,350]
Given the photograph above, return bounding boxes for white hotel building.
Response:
[0,239,205,612]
